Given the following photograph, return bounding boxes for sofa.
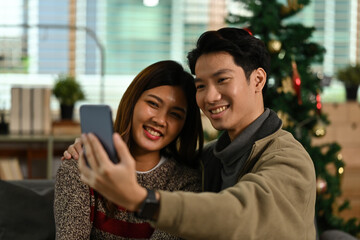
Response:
[0,179,358,240]
[0,179,55,240]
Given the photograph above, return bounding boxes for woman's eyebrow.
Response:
[148,94,186,114]
[148,94,163,103]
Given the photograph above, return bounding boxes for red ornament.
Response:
[316,92,322,114]
[292,60,302,105]
[243,27,253,36]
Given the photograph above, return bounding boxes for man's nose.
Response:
[204,85,221,103]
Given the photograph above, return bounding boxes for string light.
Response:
[143,0,159,7]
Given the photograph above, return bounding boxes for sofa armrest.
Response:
[0,180,55,240]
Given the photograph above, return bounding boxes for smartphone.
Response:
[79,104,119,164]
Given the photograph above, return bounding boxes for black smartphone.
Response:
[79,104,119,164]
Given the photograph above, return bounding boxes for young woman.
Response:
[54,60,204,239]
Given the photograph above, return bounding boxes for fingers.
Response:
[78,151,92,184]
[74,138,83,157]
[113,133,134,168]
[79,133,114,188]
[81,133,99,169]
[62,150,72,160]
[64,145,78,160]
[81,133,114,171]
[74,137,81,144]
[88,133,114,170]
[64,137,83,160]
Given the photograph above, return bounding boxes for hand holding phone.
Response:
[80,104,119,164]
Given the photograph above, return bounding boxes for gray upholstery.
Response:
[320,230,358,240]
[0,180,55,240]
[0,179,357,240]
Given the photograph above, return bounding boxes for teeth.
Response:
[146,127,161,136]
[210,106,227,114]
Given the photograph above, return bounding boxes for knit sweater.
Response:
[54,157,201,240]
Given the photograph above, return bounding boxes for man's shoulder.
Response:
[272,129,305,149]
[256,128,310,161]
[257,128,296,146]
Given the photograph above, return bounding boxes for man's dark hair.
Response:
[187,27,271,82]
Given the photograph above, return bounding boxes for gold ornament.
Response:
[277,110,294,128]
[287,0,303,10]
[313,120,326,137]
[277,76,295,95]
[308,109,316,117]
[280,0,303,16]
[268,40,282,53]
[316,177,327,194]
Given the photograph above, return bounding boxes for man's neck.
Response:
[227,107,265,141]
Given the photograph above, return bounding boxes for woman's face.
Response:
[131,85,187,155]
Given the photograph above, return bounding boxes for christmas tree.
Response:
[226,0,360,236]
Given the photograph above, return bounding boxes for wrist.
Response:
[135,188,160,221]
[130,186,148,212]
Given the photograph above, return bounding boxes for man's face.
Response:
[194,52,265,140]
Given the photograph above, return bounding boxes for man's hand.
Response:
[78,132,147,211]
[61,137,83,160]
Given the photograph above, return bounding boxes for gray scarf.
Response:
[212,108,281,190]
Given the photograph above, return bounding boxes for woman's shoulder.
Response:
[160,158,201,192]
[137,157,201,192]
[57,159,79,174]
[55,158,82,185]
[161,158,200,176]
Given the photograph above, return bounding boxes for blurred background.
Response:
[0,0,360,236]
[0,0,358,114]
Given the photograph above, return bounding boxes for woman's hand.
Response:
[61,137,83,160]
[78,132,147,211]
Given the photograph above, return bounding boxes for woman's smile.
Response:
[143,126,162,140]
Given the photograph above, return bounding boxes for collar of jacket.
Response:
[213,108,282,189]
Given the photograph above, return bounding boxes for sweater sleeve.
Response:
[154,136,316,240]
[54,159,92,240]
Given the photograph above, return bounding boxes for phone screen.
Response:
[79,104,119,164]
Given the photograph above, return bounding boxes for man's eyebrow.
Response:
[194,69,234,83]
[147,94,186,113]
[194,78,202,83]
[213,69,233,76]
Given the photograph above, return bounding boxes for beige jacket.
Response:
[155,128,316,240]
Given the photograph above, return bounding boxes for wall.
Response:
[313,102,360,220]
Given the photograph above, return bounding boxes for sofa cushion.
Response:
[0,180,55,240]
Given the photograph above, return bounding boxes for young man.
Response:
[78,27,316,239]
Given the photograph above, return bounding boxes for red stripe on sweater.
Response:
[90,188,95,222]
[91,206,154,238]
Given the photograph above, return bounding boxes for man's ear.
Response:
[253,68,266,93]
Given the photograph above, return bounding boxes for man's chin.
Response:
[210,123,226,132]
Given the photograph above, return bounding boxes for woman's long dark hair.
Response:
[114,60,203,169]
[103,60,203,215]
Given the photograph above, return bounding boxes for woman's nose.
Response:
[152,112,167,127]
